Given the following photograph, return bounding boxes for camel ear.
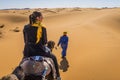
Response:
[1,75,10,80]
[1,74,18,80]
[9,74,19,80]
[12,66,23,74]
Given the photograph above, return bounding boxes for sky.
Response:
[0,0,120,9]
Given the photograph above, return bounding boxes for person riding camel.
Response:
[23,11,61,80]
[45,40,60,80]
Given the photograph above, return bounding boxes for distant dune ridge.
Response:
[0,8,120,80]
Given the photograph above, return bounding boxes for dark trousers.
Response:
[61,44,68,57]
[49,53,60,77]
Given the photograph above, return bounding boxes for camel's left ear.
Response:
[1,74,19,80]
[12,66,25,80]
[1,75,11,80]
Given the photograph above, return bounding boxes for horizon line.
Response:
[0,6,120,10]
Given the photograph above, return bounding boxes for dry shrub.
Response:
[13,27,20,32]
[0,24,5,28]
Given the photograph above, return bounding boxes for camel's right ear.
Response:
[12,66,23,74]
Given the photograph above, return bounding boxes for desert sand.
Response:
[0,8,120,80]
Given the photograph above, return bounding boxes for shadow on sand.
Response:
[59,57,69,72]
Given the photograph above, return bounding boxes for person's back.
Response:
[59,35,68,45]
[23,11,48,57]
[24,24,38,44]
[23,24,47,57]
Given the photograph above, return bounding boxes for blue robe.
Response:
[58,35,69,57]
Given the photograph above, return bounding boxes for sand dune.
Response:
[0,8,120,80]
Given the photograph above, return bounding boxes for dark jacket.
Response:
[23,24,48,57]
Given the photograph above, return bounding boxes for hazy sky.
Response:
[0,0,120,9]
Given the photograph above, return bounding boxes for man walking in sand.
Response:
[57,32,69,58]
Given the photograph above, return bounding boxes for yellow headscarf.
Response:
[32,21,44,44]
